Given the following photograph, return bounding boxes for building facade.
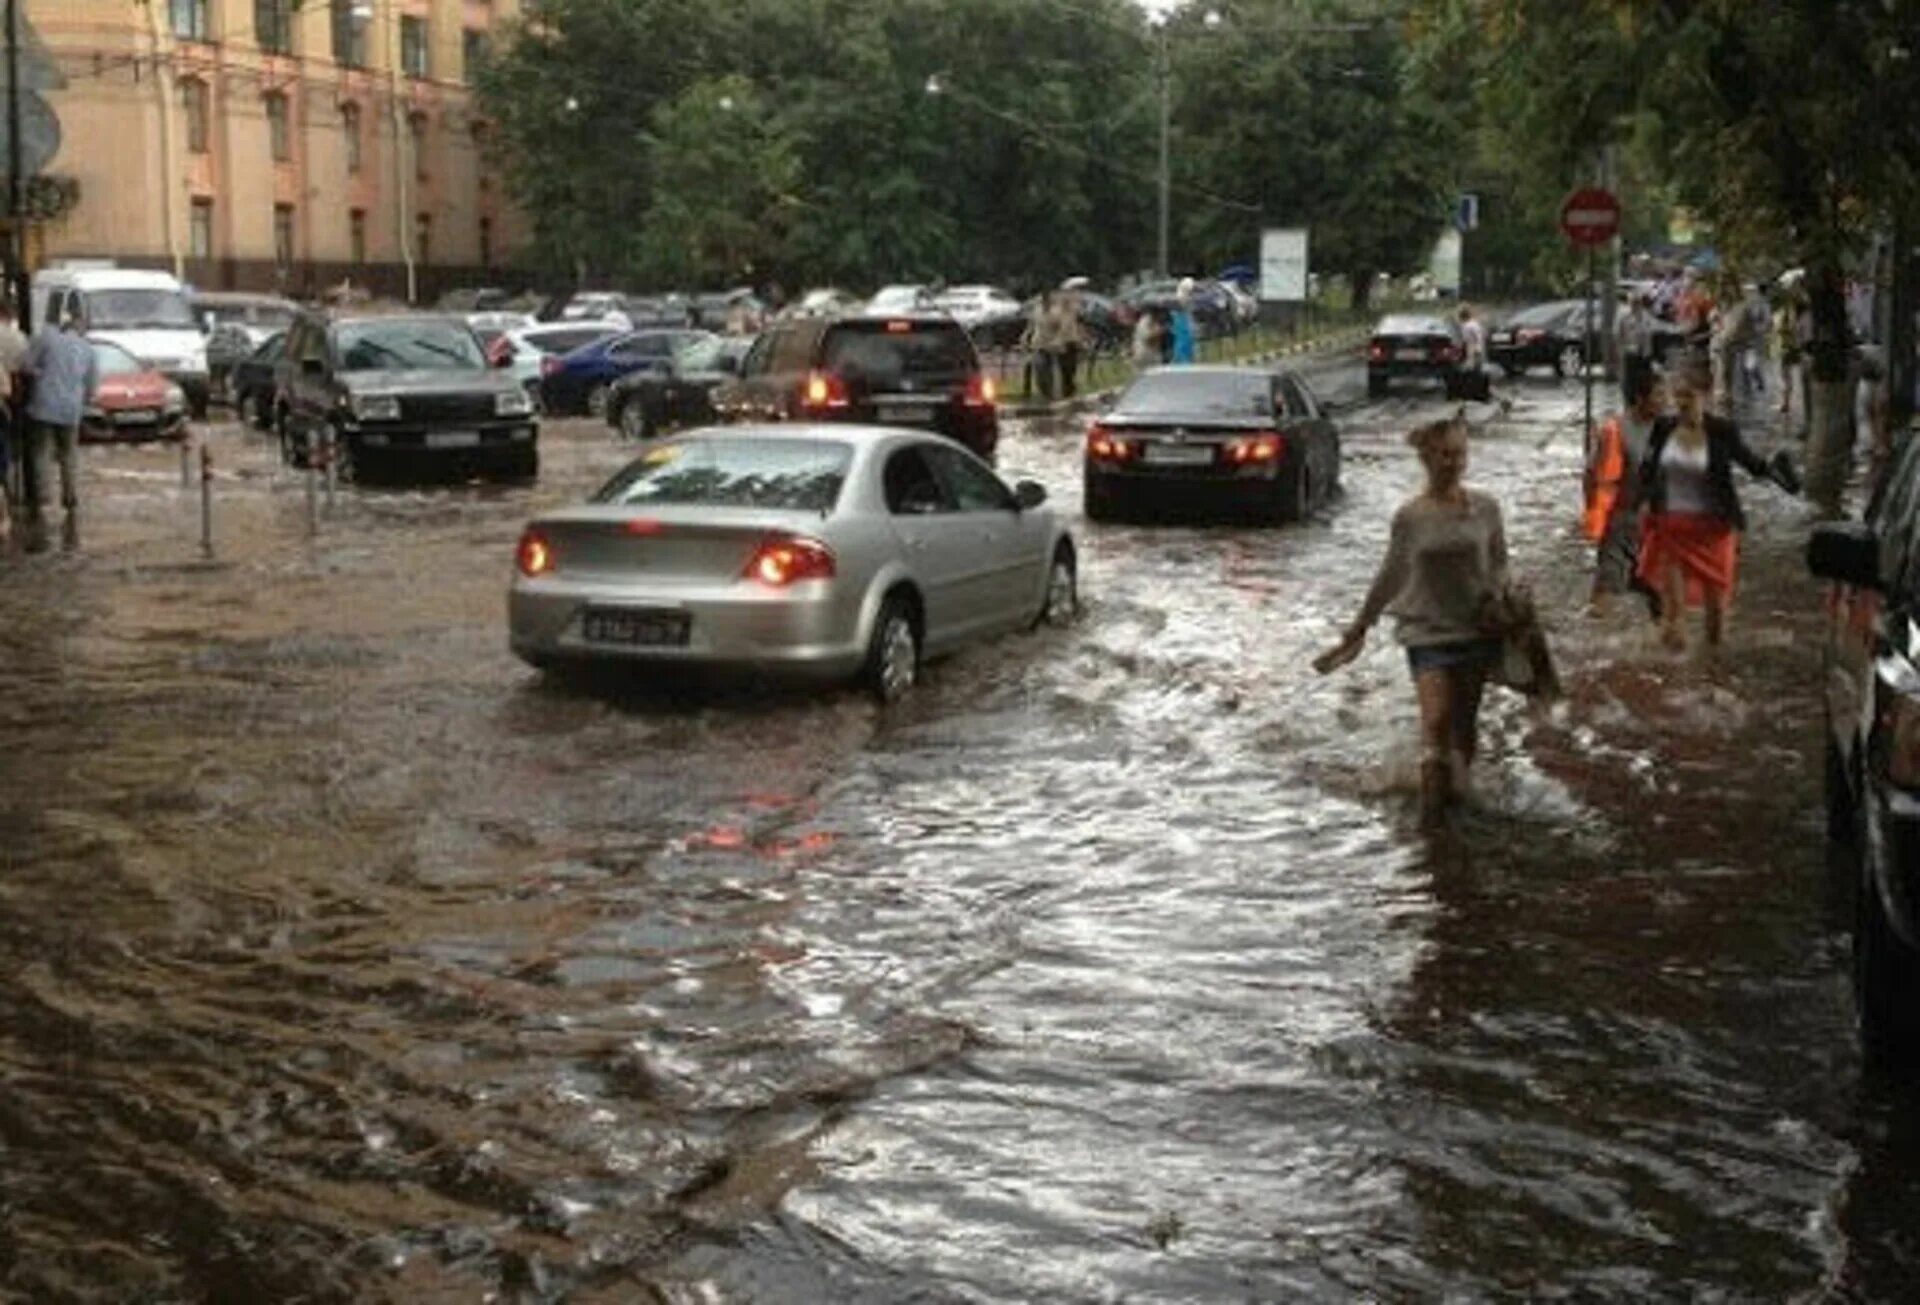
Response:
[28,0,526,302]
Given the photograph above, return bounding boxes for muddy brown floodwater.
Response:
[2,356,1916,1302]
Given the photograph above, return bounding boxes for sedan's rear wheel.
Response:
[1367,372,1389,398]
[1281,465,1311,524]
[1083,471,1117,523]
[1555,343,1584,378]
[237,390,261,431]
[1035,547,1078,628]
[617,400,651,442]
[586,383,611,419]
[864,596,920,704]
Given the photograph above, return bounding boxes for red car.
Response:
[82,338,190,443]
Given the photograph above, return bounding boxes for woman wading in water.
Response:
[1315,417,1511,827]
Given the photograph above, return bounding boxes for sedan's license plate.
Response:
[115,410,159,424]
[1396,348,1427,361]
[1142,443,1214,466]
[581,607,691,647]
[426,430,481,449]
[875,402,933,425]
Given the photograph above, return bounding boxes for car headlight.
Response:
[496,389,533,417]
[351,393,402,422]
[164,384,186,412]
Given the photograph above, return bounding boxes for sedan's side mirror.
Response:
[1807,520,1881,589]
[1013,479,1047,510]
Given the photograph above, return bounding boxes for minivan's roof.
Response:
[192,291,296,307]
[35,266,185,290]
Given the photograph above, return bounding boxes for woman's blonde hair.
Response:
[1406,416,1462,454]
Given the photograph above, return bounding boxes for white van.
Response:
[31,263,210,416]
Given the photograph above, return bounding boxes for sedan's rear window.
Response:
[822,322,975,383]
[1507,302,1579,327]
[594,438,851,512]
[525,327,613,355]
[1376,316,1449,337]
[1118,370,1273,418]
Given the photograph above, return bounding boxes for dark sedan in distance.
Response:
[605,335,753,441]
[538,329,710,417]
[1487,300,1595,378]
[229,331,286,431]
[1366,314,1465,397]
[1082,365,1340,524]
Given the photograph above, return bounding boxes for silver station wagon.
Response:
[509,426,1078,699]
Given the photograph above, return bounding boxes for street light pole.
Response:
[1155,20,1169,279]
[5,0,23,324]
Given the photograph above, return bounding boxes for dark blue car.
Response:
[538,329,709,417]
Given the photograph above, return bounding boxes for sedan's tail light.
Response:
[1432,342,1461,362]
[964,373,998,406]
[1367,341,1388,362]
[744,535,836,586]
[1517,328,1545,343]
[516,527,556,578]
[802,370,850,409]
[1224,432,1283,464]
[1086,423,1134,461]
[540,354,564,378]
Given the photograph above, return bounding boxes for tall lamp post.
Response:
[1150,8,1221,279]
[353,0,414,304]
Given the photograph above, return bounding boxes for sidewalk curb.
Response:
[1002,326,1372,420]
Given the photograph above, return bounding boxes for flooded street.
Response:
[3,354,1916,1301]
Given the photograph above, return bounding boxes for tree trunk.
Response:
[1351,270,1374,313]
[1805,261,1856,515]
[1891,222,1916,429]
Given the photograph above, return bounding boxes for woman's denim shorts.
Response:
[1405,637,1503,676]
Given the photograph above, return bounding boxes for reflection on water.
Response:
[0,385,1901,1300]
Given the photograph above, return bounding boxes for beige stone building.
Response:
[25,0,526,301]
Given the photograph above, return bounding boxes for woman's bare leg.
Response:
[1447,667,1489,802]
[1415,669,1454,828]
[1702,589,1727,661]
[1659,564,1687,650]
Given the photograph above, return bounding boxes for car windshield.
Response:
[1118,370,1273,418]
[823,322,974,382]
[89,341,145,376]
[84,289,195,330]
[593,438,851,512]
[336,320,486,372]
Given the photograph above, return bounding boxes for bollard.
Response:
[322,425,337,513]
[304,433,319,536]
[199,441,214,559]
[179,429,192,488]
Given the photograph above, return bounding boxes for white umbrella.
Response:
[1060,275,1090,290]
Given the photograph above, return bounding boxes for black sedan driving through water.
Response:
[1082,365,1340,523]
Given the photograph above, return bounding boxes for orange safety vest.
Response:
[1582,415,1626,541]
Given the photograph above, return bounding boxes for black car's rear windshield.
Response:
[336,320,486,372]
[1118,370,1273,418]
[822,322,975,382]
[1507,302,1579,327]
[1375,316,1449,337]
[594,438,851,512]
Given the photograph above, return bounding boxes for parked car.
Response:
[466,310,538,335]
[605,334,753,441]
[1807,436,1920,1066]
[867,284,936,314]
[558,292,634,330]
[1117,279,1236,339]
[781,287,864,320]
[192,292,298,406]
[932,285,1023,331]
[273,310,538,482]
[508,426,1076,699]
[80,338,190,443]
[1365,314,1465,397]
[1082,365,1339,523]
[1485,301,1595,378]
[477,321,621,406]
[538,329,710,417]
[34,264,210,417]
[228,330,286,431]
[711,313,999,462]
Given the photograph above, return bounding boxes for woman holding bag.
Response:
[1315,416,1518,827]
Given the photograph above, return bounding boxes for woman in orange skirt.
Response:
[1635,375,1784,656]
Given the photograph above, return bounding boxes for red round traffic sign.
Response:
[1559,187,1621,247]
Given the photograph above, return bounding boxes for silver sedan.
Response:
[508,425,1079,699]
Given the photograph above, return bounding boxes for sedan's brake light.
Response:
[964,373,998,406]
[1366,341,1388,362]
[540,354,564,378]
[1882,694,1920,789]
[1517,328,1545,343]
[1224,432,1283,464]
[803,370,850,409]
[744,535,836,586]
[516,527,555,578]
[1085,423,1134,461]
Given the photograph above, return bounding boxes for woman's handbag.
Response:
[1481,582,1562,701]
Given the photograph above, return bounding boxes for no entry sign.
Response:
[1559,187,1621,247]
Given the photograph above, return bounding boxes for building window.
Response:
[273,204,295,267]
[181,78,210,154]
[255,0,294,55]
[462,29,489,83]
[264,93,290,162]
[171,0,211,42]
[478,216,492,268]
[331,0,368,68]
[341,102,361,173]
[400,16,429,78]
[415,212,431,267]
[349,209,367,264]
[409,111,429,182]
[189,198,213,259]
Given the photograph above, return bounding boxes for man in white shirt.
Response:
[1615,293,1654,407]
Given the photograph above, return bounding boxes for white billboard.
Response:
[1259,228,1309,302]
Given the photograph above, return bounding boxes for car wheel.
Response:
[617,400,651,442]
[1367,372,1389,398]
[1500,364,1523,379]
[1555,343,1584,378]
[586,383,611,419]
[524,381,545,416]
[1280,464,1311,524]
[1083,471,1117,523]
[1033,545,1078,628]
[236,390,259,431]
[1855,838,1920,1068]
[863,594,921,704]
[327,425,358,485]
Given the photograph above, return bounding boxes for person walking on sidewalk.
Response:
[0,300,28,542]
[1022,292,1061,401]
[1583,367,1665,617]
[1636,374,1795,660]
[1050,287,1090,399]
[1616,292,1655,408]
[19,310,98,554]
[1169,280,1197,365]
[1131,307,1163,371]
[1314,417,1512,827]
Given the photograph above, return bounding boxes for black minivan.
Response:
[1808,435,1920,1068]
[710,313,999,462]
[274,311,538,482]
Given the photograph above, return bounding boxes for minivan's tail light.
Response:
[516,527,555,578]
[802,370,850,409]
[964,373,998,407]
[1086,423,1134,462]
[1881,693,1920,789]
[744,535,836,587]
[1224,432,1283,464]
